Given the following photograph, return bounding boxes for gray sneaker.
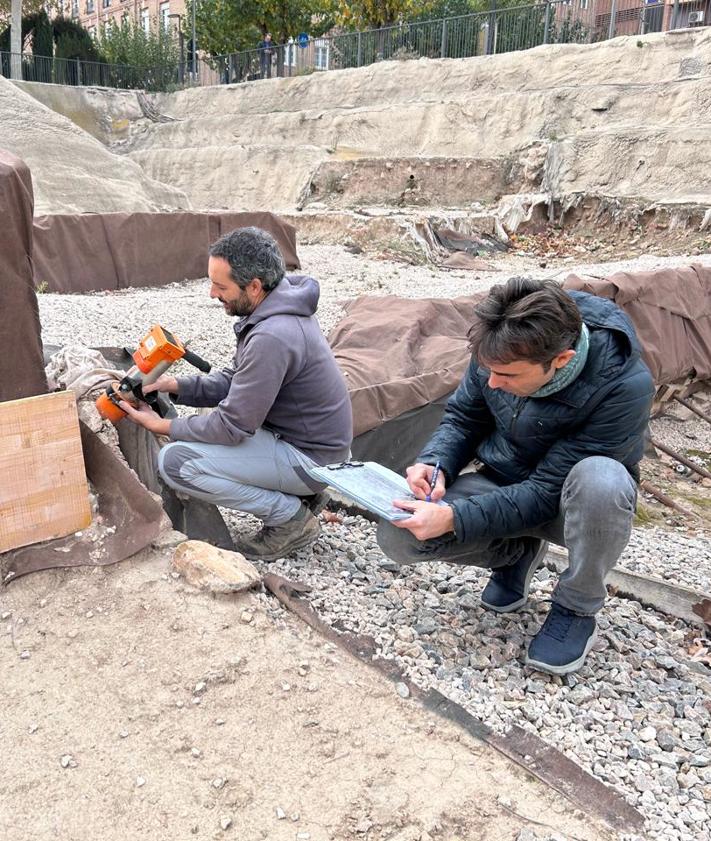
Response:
[234,503,321,562]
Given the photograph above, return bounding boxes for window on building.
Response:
[87,25,96,38]
[580,0,589,9]
[159,1,170,31]
[314,38,329,71]
[86,0,95,13]
[141,8,150,33]
[102,0,110,8]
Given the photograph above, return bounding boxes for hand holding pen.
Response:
[426,460,442,502]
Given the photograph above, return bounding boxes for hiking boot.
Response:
[234,503,321,562]
[480,538,549,613]
[302,490,330,517]
[526,603,598,676]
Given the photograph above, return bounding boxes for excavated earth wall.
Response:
[0,77,189,214]
[122,29,711,215]
[6,28,711,226]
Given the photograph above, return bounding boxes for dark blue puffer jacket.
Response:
[418,291,655,542]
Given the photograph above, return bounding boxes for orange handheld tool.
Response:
[96,325,211,424]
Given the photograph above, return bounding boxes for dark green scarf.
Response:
[530,323,590,399]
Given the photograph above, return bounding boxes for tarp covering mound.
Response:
[33,210,300,293]
[563,266,711,385]
[0,150,47,401]
[329,294,483,472]
[331,270,711,471]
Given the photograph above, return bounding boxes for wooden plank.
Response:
[545,547,709,627]
[0,391,91,553]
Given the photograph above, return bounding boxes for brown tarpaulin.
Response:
[32,210,300,293]
[329,294,483,437]
[563,265,711,385]
[0,150,47,401]
[330,269,711,441]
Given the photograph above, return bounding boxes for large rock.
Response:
[172,540,260,594]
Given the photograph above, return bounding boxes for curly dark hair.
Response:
[209,227,285,292]
[468,277,582,368]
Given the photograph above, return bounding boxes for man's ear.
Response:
[247,277,263,295]
[552,348,576,370]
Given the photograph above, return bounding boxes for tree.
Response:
[184,0,333,57]
[31,9,52,57]
[96,17,179,67]
[0,0,49,27]
[335,0,432,30]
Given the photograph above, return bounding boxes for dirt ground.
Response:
[0,534,615,841]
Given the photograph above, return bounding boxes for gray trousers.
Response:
[377,456,638,615]
[158,429,319,526]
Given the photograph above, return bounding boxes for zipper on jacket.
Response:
[510,398,527,437]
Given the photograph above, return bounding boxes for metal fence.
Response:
[0,50,185,91]
[195,1,598,88]
[1,0,708,92]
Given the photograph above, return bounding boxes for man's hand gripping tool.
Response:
[95,325,211,424]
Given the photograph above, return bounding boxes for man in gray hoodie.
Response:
[119,227,353,560]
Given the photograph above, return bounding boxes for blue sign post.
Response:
[298,32,309,49]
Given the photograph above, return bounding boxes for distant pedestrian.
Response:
[258,32,274,79]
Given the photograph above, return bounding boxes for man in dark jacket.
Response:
[119,227,353,561]
[378,277,654,675]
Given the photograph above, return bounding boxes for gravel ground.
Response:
[224,509,711,841]
[38,244,711,840]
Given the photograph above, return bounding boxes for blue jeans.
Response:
[376,456,638,615]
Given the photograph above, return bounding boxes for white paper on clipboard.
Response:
[307,461,447,522]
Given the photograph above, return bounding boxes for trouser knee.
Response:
[562,456,637,520]
[158,442,198,489]
[376,520,423,564]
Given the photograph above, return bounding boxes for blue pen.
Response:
[426,460,441,503]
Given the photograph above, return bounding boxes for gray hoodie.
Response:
[170,275,353,465]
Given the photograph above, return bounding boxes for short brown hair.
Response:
[468,277,582,367]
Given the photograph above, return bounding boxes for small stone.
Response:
[215,719,225,726]
[60,754,75,768]
[191,747,201,758]
[296,834,311,841]
[219,816,232,831]
[656,729,678,752]
[639,726,657,742]
[119,729,129,739]
[212,777,225,789]
[194,681,207,694]
[19,650,30,660]
[86,611,94,618]
[395,682,410,698]
[275,807,286,820]
[0,611,11,620]
[240,610,253,624]
[28,723,38,734]
[136,776,146,787]
[172,541,260,594]
[39,599,47,608]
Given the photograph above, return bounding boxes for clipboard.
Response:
[307,460,447,522]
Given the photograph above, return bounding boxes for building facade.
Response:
[60,0,187,40]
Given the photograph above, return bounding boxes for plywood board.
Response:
[0,391,92,553]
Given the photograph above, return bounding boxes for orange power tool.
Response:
[96,325,211,424]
